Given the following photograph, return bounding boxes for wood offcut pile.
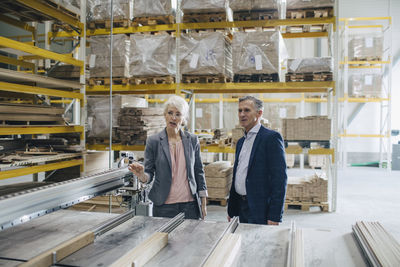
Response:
[352,221,400,266]
[286,173,328,203]
[0,103,65,125]
[204,161,233,204]
[117,107,165,145]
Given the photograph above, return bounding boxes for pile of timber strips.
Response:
[0,103,65,125]
[204,161,233,199]
[117,107,165,145]
[286,173,328,203]
[352,221,400,266]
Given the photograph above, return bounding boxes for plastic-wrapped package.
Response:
[89,35,130,78]
[229,0,278,11]
[181,0,227,13]
[129,33,175,77]
[349,36,383,61]
[87,0,133,22]
[133,0,173,17]
[179,32,232,77]
[286,0,334,9]
[87,95,147,139]
[232,31,286,76]
[287,57,333,73]
[349,73,382,97]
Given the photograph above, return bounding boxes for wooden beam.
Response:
[203,233,241,267]
[20,231,94,267]
[110,232,168,267]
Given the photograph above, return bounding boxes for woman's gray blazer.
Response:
[144,129,207,207]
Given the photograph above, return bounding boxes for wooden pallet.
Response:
[132,15,175,26]
[285,72,333,82]
[129,76,175,85]
[233,73,279,83]
[284,140,330,149]
[285,24,328,33]
[183,12,227,23]
[207,197,228,207]
[287,8,334,19]
[351,56,382,62]
[285,201,329,212]
[88,77,129,86]
[233,9,279,21]
[88,19,130,30]
[182,75,231,84]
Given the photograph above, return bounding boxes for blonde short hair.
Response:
[163,95,189,124]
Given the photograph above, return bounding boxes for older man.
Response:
[228,96,287,225]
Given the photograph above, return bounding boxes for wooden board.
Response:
[110,232,168,267]
[20,231,94,267]
[203,233,241,267]
[0,68,81,89]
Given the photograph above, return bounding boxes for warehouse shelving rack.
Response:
[74,4,338,211]
[338,17,392,169]
[0,0,86,181]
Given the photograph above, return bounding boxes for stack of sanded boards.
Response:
[204,161,233,206]
[117,107,165,145]
[352,221,400,266]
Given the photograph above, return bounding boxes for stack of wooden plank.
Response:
[0,103,65,125]
[286,173,328,203]
[352,221,400,266]
[231,126,244,146]
[204,161,233,201]
[117,107,165,145]
[282,116,331,141]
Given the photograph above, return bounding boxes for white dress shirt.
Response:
[234,122,261,196]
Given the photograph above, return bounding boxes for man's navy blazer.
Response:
[228,125,288,224]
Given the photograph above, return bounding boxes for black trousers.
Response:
[153,201,200,220]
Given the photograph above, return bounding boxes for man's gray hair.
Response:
[163,95,189,124]
[239,96,264,111]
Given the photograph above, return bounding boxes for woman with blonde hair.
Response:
[129,95,207,219]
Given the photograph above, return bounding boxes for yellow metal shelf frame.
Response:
[0,37,84,68]
[0,158,83,180]
[0,81,84,103]
[87,81,335,95]
[0,125,84,136]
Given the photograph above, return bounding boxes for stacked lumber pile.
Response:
[117,107,165,145]
[232,31,286,82]
[47,65,82,80]
[286,173,328,203]
[0,103,65,125]
[86,95,147,142]
[180,32,233,81]
[204,161,233,200]
[282,116,331,141]
[352,221,400,266]
[231,126,244,146]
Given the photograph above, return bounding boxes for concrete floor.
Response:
[205,167,400,241]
